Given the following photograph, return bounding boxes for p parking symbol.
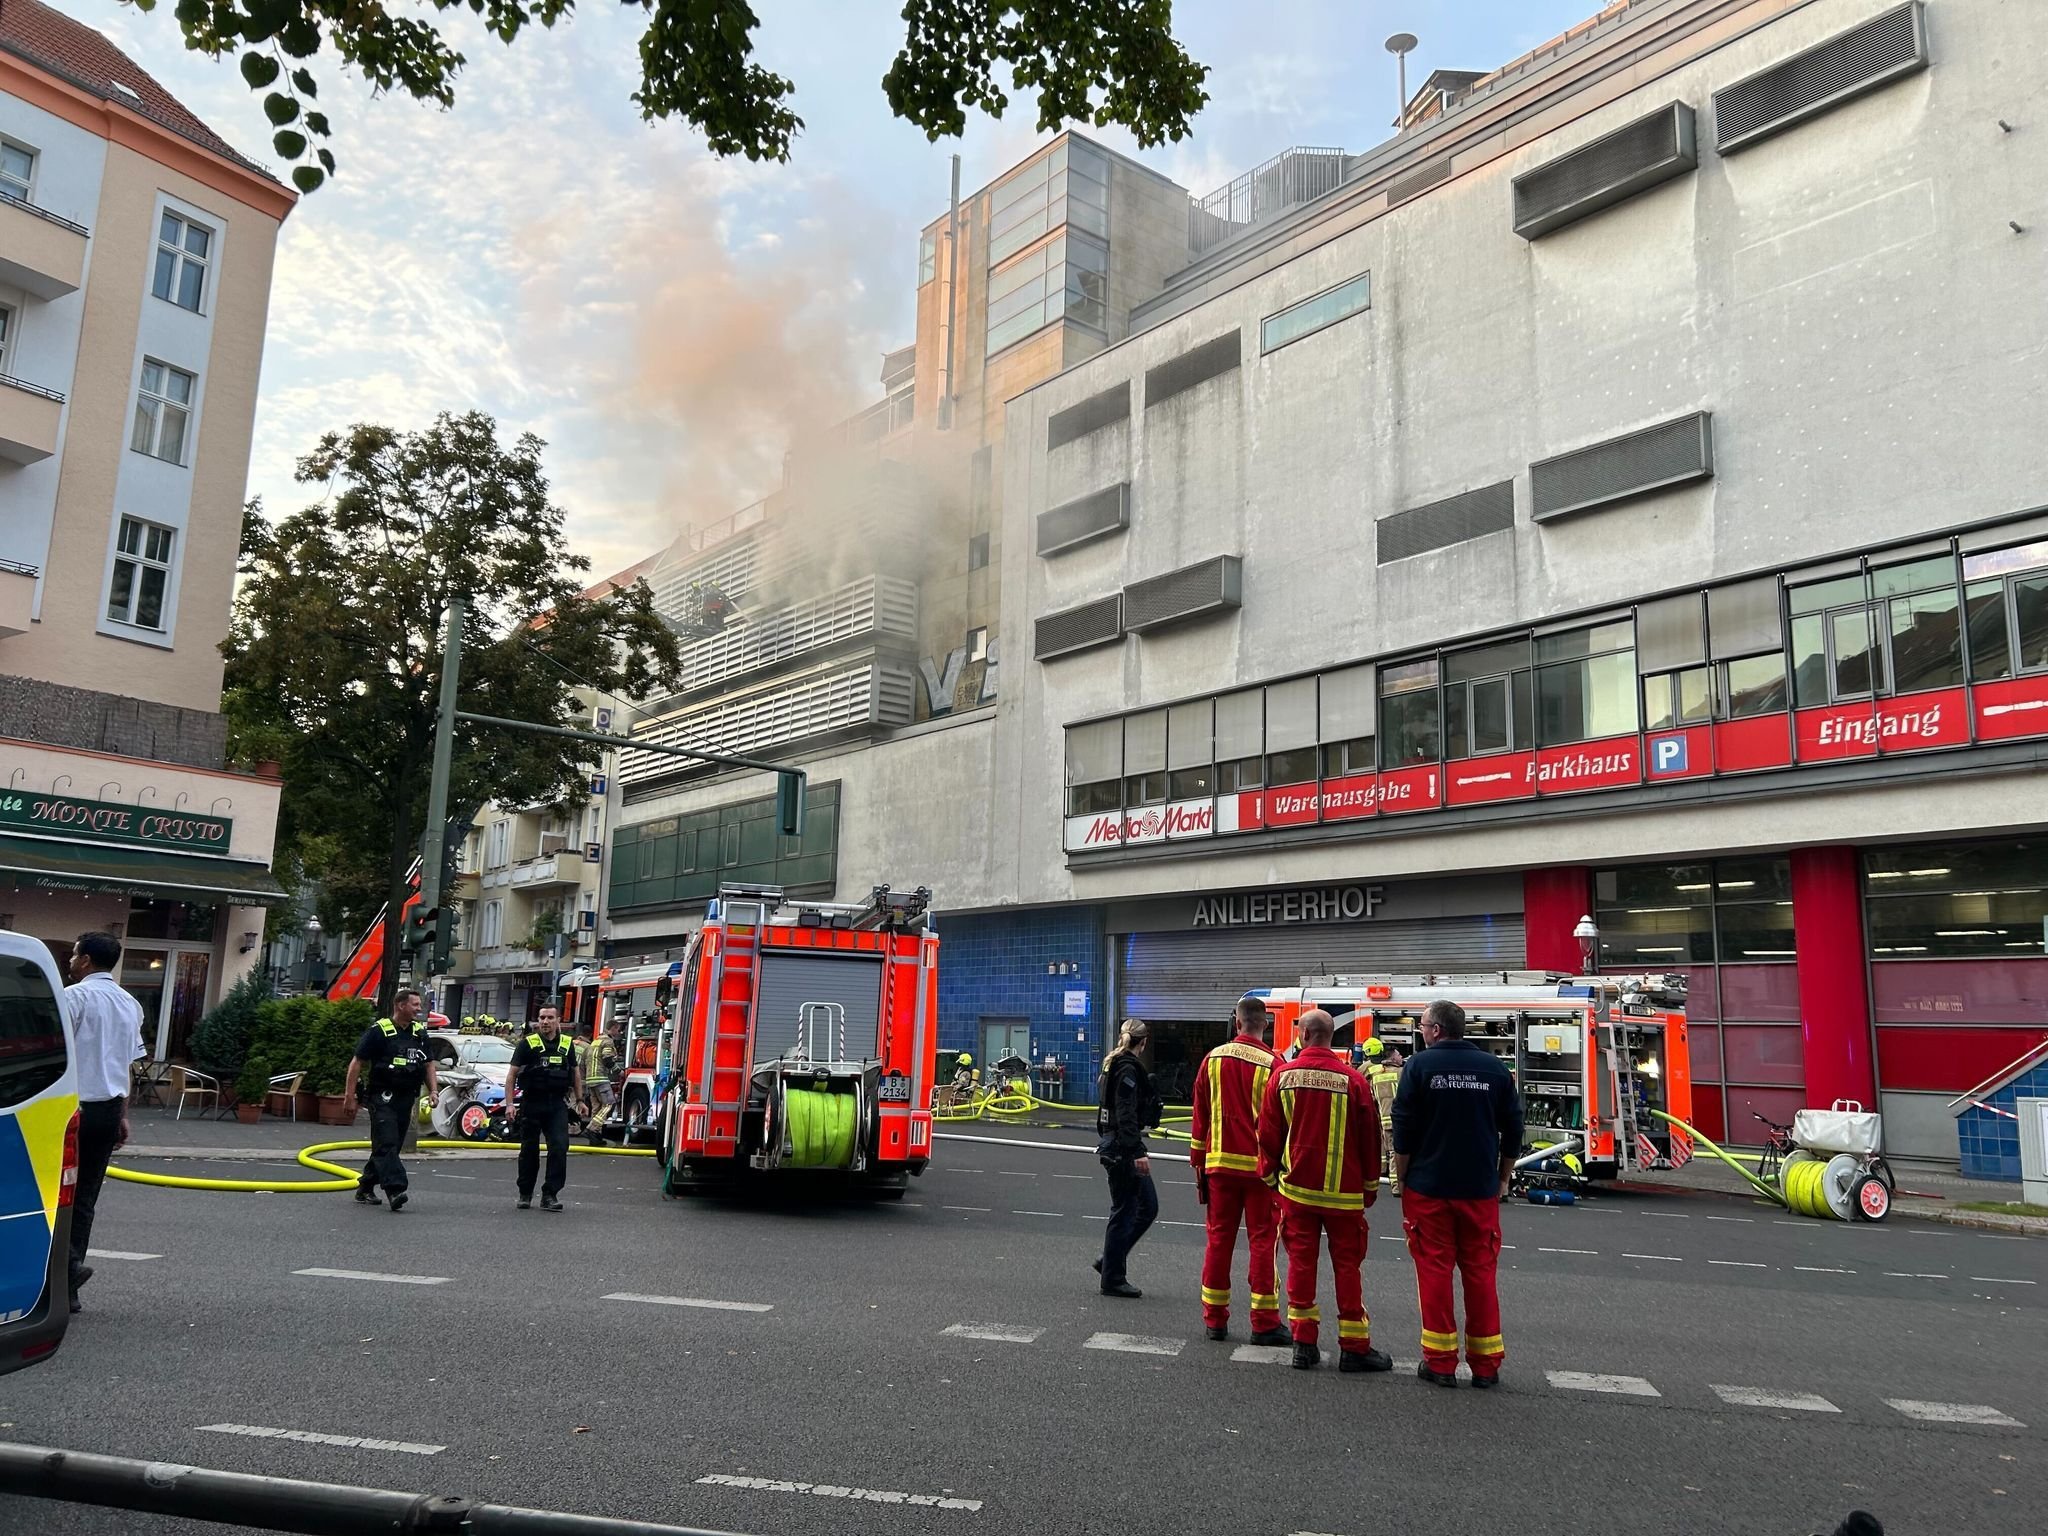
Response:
[1651,736,1689,775]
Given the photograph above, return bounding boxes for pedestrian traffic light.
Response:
[775,772,805,838]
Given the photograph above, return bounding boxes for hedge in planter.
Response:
[189,969,269,1085]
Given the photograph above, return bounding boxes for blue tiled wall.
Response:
[938,907,1107,1105]
[1956,1062,2048,1181]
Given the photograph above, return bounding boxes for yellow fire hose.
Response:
[1647,1109,1786,1206]
[108,1136,655,1195]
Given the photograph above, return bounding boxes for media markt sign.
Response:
[1,789,233,854]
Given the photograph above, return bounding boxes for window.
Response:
[987,232,1109,354]
[0,304,13,376]
[1642,668,1712,732]
[1865,839,2048,958]
[480,900,503,949]
[1123,710,1167,806]
[487,820,510,868]
[1264,678,1318,786]
[1318,664,1375,775]
[106,517,174,630]
[1260,272,1371,354]
[967,533,990,571]
[1378,659,1439,768]
[987,139,1110,266]
[585,806,601,844]
[1963,538,2048,680]
[1214,689,1263,793]
[919,230,938,285]
[1790,554,1960,707]
[887,385,914,434]
[965,626,989,664]
[130,360,195,464]
[1065,718,1123,815]
[1719,653,1787,719]
[0,953,68,1111]
[153,210,212,312]
[0,141,31,203]
[1166,699,1213,799]
[1535,619,1638,746]
[1443,639,1533,759]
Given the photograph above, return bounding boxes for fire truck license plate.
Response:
[877,1075,911,1103]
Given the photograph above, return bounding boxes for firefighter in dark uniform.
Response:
[507,1004,584,1211]
[343,986,439,1212]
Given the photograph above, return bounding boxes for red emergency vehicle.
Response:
[652,883,939,1198]
[558,958,685,1142]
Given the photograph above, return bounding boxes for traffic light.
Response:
[775,772,805,838]
[405,905,456,973]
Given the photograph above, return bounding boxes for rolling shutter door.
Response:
[1117,915,1526,1021]
[752,951,885,1064]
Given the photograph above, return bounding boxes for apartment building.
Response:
[0,0,293,1059]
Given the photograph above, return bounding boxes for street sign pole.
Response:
[419,594,466,917]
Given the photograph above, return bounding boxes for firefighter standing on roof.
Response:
[1256,1009,1391,1373]
[1189,997,1291,1347]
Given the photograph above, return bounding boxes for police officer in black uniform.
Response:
[506,1004,584,1211]
[343,986,439,1212]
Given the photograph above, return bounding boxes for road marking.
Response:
[200,1423,442,1455]
[1547,1371,1659,1397]
[996,1171,1036,1178]
[1232,1344,1294,1364]
[1011,1210,1065,1218]
[1883,1273,1950,1280]
[1885,1399,2025,1428]
[942,1323,1043,1344]
[1710,1385,1839,1413]
[1539,1247,1598,1256]
[1622,1253,1682,1262]
[293,1268,449,1286]
[1970,1276,2037,1285]
[935,1132,1091,1154]
[1907,1229,1954,1237]
[428,1172,478,1181]
[1639,1212,1691,1220]
[1159,1178,1198,1187]
[942,1205,992,1213]
[1158,1219,1206,1228]
[947,1167,985,1174]
[1710,1260,1768,1269]
[1085,1332,1184,1357]
[1794,1266,1855,1274]
[603,1294,774,1313]
[86,1250,160,1262]
[1705,1215,1754,1224]
[697,1473,979,1511]
[1050,1172,1092,1181]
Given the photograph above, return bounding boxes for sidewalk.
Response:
[1615,1150,2047,1234]
[118,1105,516,1162]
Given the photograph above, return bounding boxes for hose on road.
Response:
[108,1136,656,1195]
[1647,1108,1787,1207]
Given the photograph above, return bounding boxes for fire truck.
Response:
[637,883,939,1197]
[557,959,689,1143]
[1247,972,1694,1181]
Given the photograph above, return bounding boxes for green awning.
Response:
[0,833,288,906]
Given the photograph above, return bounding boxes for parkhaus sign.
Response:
[1190,885,1385,929]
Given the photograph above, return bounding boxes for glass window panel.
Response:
[1266,746,1319,786]
[1381,658,1436,693]
[2016,573,2048,672]
[1124,771,1167,806]
[1048,140,1069,176]
[1445,638,1528,683]
[183,222,210,257]
[1068,165,1108,207]
[1787,573,1865,616]
[1064,720,1122,785]
[1863,838,2045,891]
[1721,1025,1804,1084]
[988,246,1051,302]
[988,210,1050,265]
[1707,576,1784,659]
[151,248,177,302]
[1469,677,1509,755]
[1064,294,1106,332]
[1869,553,1955,600]
[1716,964,1801,1022]
[1716,858,1791,900]
[1215,690,1262,758]
[140,361,163,393]
[1686,1023,1724,1082]
[1643,667,1711,732]
[987,308,1046,353]
[130,403,155,455]
[1717,901,1797,963]
[1442,679,1470,759]
[1888,588,1961,692]
[1259,272,1372,354]
[1169,766,1214,800]
[1721,654,1787,718]
[1789,614,1828,707]
[1379,689,1438,768]
[1069,141,1110,182]
[991,191,1047,239]
[1065,198,1109,239]
[117,519,141,555]
[1321,739,1373,776]
[990,154,1051,211]
[1318,665,1375,740]
[1068,781,1121,815]
[1965,579,2015,682]
[159,407,187,463]
[135,565,167,629]
[1636,592,1707,672]
[160,210,179,243]
[1595,904,1714,965]
[106,562,134,621]
[1065,233,1108,273]
[1534,619,1632,663]
[987,279,1047,326]
[177,260,203,310]
[918,231,937,285]
[1870,957,2048,1023]
[1124,710,1166,773]
[166,368,192,404]
[1216,757,1262,793]
[1865,890,2048,958]
[1595,862,1712,904]
[1964,537,2048,580]
[1829,607,1884,697]
[1538,652,1639,745]
[1262,678,1316,750]
[1167,699,1212,770]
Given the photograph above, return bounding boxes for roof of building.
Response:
[581,556,657,599]
[0,0,280,184]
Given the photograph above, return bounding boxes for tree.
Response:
[223,411,683,1013]
[129,0,1208,192]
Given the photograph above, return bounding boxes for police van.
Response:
[0,932,79,1374]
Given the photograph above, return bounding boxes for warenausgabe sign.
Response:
[1,789,232,853]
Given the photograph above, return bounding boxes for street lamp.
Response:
[1574,914,1600,975]
[304,914,326,995]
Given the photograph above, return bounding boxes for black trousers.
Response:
[69,1097,124,1285]
[360,1093,412,1195]
[1100,1155,1159,1285]
[517,1099,571,1199]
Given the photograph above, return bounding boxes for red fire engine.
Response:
[649,883,939,1197]
[557,958,687,1142]
[1249,972,1694,1181]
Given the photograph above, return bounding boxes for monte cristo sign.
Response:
[1,788,233,854]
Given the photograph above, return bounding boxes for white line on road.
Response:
[1639,1212,1691,1219]
[1885,1399,2025,1428]
[293,1268,449,1286]
[603,1294,774,1313]
[1539,1247,1598,1256]
[1710,1385,1839,1413]
[947,1167,985,1174]
[1085,1332,1185,1357]
[697,1474,979,1511]
[1232,1344,1294,1364]
[1907,1229,1955,1237]
[1622,1253,1682,1262]
[995,1171,1037,1178]
[936,1132,1090,1154]
[942,1205,992,1213]
[941,1323,1043,1344]
[1709,1260,1768,1268]
[1158,1220,1205,1228]
[1012,1210,1065,1218]
[200,1423,442,1455]
[1705,1216,1754,1224]
[428,1173,478,1181]
[1547,1371,1659,1397]
[1795,1266,1855,1274]
[86,1250,160,1261]
[1970,1276,2037,1285]
[1050,1172,1092,1180]
[1883,1273,1950,1280]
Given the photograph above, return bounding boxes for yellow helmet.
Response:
[1363,1037,1385,1058]
[957,1052,974,1066]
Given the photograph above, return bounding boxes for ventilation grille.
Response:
[1386,156,1453,205]
[1035,594,1125,660]
[620,661,913,784]
[1123,555,1243,633]
[1513,103,1697,239]
[1714,2,1927,154]
[1376,481,1516,564]
[1038,484,1130,558]
[1531,413,1715,524]
[1048,384,1132,450]
[1144,331,1241,409]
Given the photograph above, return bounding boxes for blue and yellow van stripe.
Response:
[0,1091,75,1325]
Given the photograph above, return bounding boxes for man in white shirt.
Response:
[65,931,147,1315]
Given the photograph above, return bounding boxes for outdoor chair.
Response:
[174,1068,221,1120]
[266,1071,306,1120]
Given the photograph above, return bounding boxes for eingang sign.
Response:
[1,789,232,854]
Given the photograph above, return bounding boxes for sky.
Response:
[61,0,1608,580]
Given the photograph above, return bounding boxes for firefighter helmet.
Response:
[1363,1037,1385,1058]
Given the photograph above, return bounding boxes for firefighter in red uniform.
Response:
[1189,997,1291,1346]
[1256,1009,1392,1373]
[1393,998,1524,1389]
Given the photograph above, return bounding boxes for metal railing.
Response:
[0,1442,751,1534]
[0,556,38,578]
[0,190,91,238]
[1189,145,1348,259]
[0,370,65,404]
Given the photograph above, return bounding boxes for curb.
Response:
[1927,1209,2048,1236]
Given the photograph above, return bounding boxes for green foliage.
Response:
[189,968,269,1080]
[221,413,683,1010]
[132,0,1207,190]
[231,993,370,1100]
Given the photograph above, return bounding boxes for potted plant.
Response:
[190,970,268,1101]
[232,1055,268,1123]
[306,998,376,1125]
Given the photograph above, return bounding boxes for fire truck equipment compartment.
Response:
[752,952,884,1064]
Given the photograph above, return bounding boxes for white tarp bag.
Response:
[1793,1099,1883,1156]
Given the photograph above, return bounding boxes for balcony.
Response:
[0,374,63,464]
[448,869,481,902]
[476,945,544,973]
[0,196,89,299]
[0,560,34,640]
[508,850,587,890]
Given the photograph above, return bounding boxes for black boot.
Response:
[1100,1279,1142,1299]
[1416,1359,1459,1388]
[1205,1325,1229,1342]
[1339,1347,1393,1373]
[1249,1327,1292,1347]
[1291,1341,1321,1370]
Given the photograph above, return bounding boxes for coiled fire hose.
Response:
[108,1136,655,1194]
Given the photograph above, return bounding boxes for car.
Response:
[440,1034,514,1086]
[0,933,80,1376]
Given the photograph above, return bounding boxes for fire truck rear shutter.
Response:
[752,950,886,1063]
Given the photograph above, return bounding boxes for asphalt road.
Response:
[3,1129,2042,1536]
